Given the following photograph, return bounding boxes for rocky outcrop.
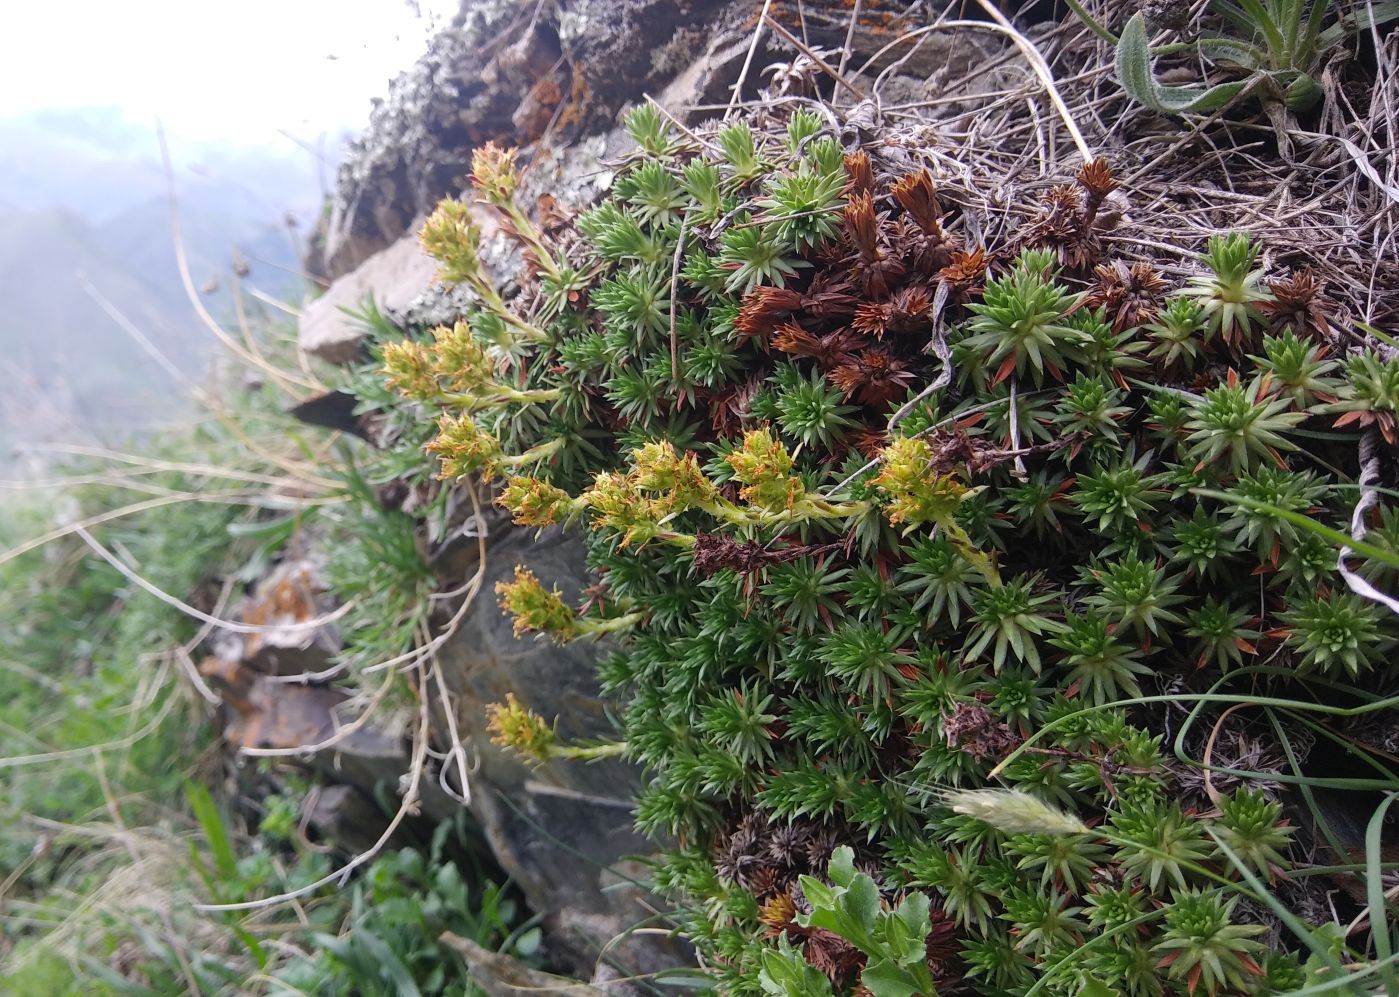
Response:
[301,0,1009,355]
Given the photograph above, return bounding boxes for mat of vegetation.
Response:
[370,4,1399,989]
[5,3,1399,995]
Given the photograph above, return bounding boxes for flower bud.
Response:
[873,436,970,527]
[430,320,495,394]
[470,142,521,206]
[420,199,484,284]
[485,693,557,765]
[380,339,437,400]
[726,428,803,511]
[497,476,579,528]
[632,441,717,509]
[426,414,504,480]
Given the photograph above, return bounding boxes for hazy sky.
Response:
[0,0,459,144]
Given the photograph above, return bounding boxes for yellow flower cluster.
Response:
[871,436,971,528]
[419,198,484,286]
[724,428,805,512]
[494,566,580,641]
[484,692,557,766]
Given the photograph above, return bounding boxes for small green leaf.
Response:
[894,891,932,948]
[1077,976,1116,997]
[184,781,238,884]
[796,874,837,911]
[828,844,857,887]
[759,939,835,996]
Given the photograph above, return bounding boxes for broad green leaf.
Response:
[843,872,882,935]
[881,912,922,966]
[860,959,923,997]
[1116,13,1252,113]
[894,890,932,944]
[1284,72,1322,110]
[1198,36,1265,70]
[796,874,837,911]
[759,941,834,996]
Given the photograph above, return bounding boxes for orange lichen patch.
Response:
[513,74,565,142]
[752,0,903,34]
[199,656,255,716]
[536,193,573,233]
[553,69,591,135]
[238,565,323,662]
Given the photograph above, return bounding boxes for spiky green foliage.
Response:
[961,252,1088,387]
[384,119,1399,995]
[1184,233,1273,347]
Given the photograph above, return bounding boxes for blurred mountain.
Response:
[0,107,336,459]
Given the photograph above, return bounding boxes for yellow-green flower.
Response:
[485,693,557,765]
[584,471,673,547]
[873,436,971,528]
[470,142,521,207]
[726,428,804,511]
[497,476,584,528]
[420,198,485,286]
[426,414,505,480]
[430,320,495,394]
[495,566,579,641]
[380,339,438,401]
[631,441,718,510]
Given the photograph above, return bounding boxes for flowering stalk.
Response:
[420,198,552,346]
[495,566,643,643]
[469,143,572,291]
[382,321,561,411]
[485,693,629,767]
[722,429,867,524]
[873,436,1000,584]
[497,476,589,528]
[427,417,566,481]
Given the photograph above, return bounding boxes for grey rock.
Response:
[298,229,442,361]
[312,0,952,281]
[303,784,406,856]
[431,511,690,980]
[313,1,563,279]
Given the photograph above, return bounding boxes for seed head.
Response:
[938,788,1090,835]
